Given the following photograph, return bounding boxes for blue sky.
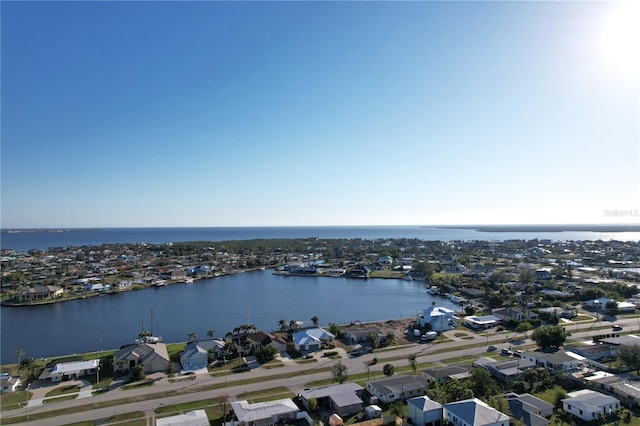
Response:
[1,1,638,228]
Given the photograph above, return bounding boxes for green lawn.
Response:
[45,385,80,397]
[0,390,30,411]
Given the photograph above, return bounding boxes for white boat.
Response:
[154,280,166,287]
[427,286,439,295]
[185,278,194,283]
[135,309,163,344]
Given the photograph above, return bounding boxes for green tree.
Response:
[207,329,216,339]
[308,397,318,411]
[131,364,146,381]
[332,361,348,384]
[515,321,533,338]
[551,385,568,408]
[278,319,287,333]
[468,367,499,399]
[618,344,640,375]
[385,332,397,347]
[188,331,197,342]
[524,368,539,391]
[328,323,344,338]
[407,354,417,375]
[368,331,380,350]
[311,315,319,327]
[383,363,395,377]
[531,325,570,349]
[19,358,41,379]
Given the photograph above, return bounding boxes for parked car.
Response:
[514,349,523,357]
[488,345,498,351]
[501,348,513,356]
[612,324,623,331]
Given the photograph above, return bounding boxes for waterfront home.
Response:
[156,409,209,426]
[229,398,309,426]
[343,328,385,344]
[113,342,170,374]
[443,398,510,426]
[365,375,430,404]
[180,339,226,371]
[561,390,620,422]
[39,359,99,383]
[417,306,456,332]
[292,328,335,352]
[0,373,21,393]
[20,284,63,302]
[407,396,443,426]
[299,383,364,417]
[232,332,286,356]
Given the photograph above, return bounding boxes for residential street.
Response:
[3,314,638,426]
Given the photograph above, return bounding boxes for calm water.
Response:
[0,270,459,364]
[2,226,640,252]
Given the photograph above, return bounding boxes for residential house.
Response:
[21,285,63,302]
[156,409,209,426]
[462,315,500,330]
[0,373,21,393]
[230,398,308,426]
[113,342,170,374]
[609,380,640,407]
[535,269,553,280]
[422,365,472,384]
[564,343,618,362]
[505,393,553,426]
[365,375,430,404]
[443,398,510,426]
[299,383,364,417]
[492,307,538,322]
[520,349,584,374]
[344,328,385,344]
[292,328,335,352]
[407,396,443,426]
[39,359,99,383]
[562,390,620,422]
[474,357,537,382]
[181,339,226,371]
[418,306,456,332]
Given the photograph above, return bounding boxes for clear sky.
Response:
[1,0,638,228]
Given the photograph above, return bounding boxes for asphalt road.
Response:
[3,313,639,426]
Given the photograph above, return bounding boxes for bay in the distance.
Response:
[0,270,458,364]
[2,225,640,252]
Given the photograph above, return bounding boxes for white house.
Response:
[562,390,620,422]
[0,373,21,393]
[39,359,99,383]
[156,409,209,426]
[443,398,510,426]
[230,398,306,426]
[418,306,456,332]
[463,315,500,330]
[292,328,335,352]
[407,396,443,426]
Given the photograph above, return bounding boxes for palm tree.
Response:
[407,354,417,375]
[289,320,298,332]
[311,315,319,327]
[19,358,40,379]
[278,319,287,332]
[15,349,25,365]
[138,330,151,343]
[207,329,216,339]
[332,361,348,384]
[188,331,196,342]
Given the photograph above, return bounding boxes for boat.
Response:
[427,286,439,295]
[185,278,194,283]
[154,280,166,287]
[135,309,163,344]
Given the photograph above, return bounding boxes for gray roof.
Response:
[526,349,577,364]
[507,399,549,426]
[444,398,510,426]
[367,375,430,396]
[562,390,620,410]
[299,383,363,400]
[505,393,554,414]
[422,365,472,380]
[598,335,640,346]
[407,396,442,412]
[230,399,299,423]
